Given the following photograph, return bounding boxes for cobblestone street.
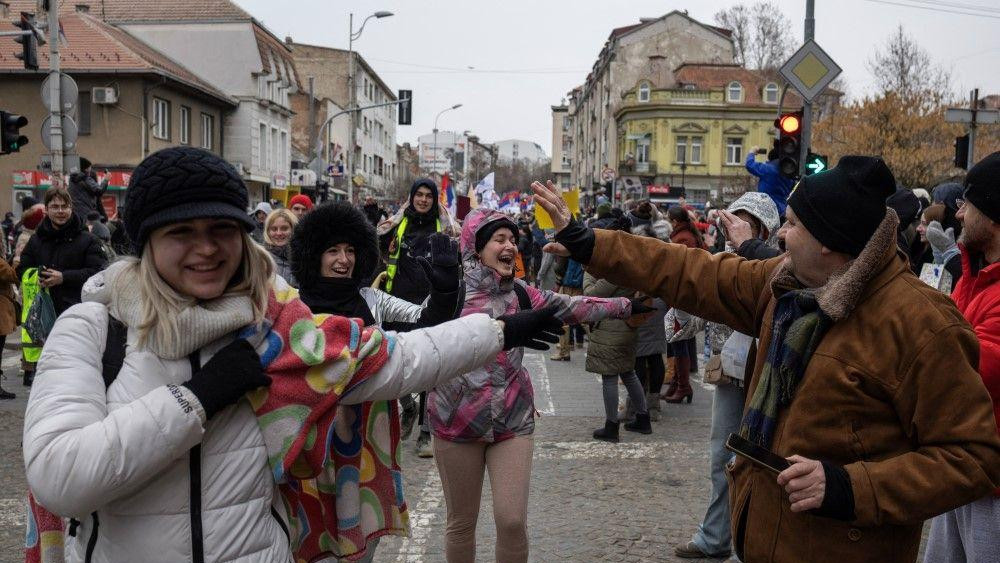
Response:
[0,343,731,562]
[379,348,728,562]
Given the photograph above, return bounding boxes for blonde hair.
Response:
[263,209,298,246]
[116,230,274,350]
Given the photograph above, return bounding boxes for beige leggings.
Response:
[433,435,534,563]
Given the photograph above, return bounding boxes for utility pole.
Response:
[347,13,356,203]
[307,76,316,161]
[47,0,64,184]
[969,88,979,169]
[798,0,815,178]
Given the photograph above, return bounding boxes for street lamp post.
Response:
[348,10,392,203]
[432,104,462,177]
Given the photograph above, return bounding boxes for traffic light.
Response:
[954,134,970,170]
[774,110,803,179]
[804,152,828,176]
[0,111,29,154]
[13,13,39,71]
[398,90,412,125]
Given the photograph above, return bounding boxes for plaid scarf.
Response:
[740,289,832,447]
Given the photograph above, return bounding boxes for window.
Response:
[725,137,744,165]
[638,81,651,103]
[764,82,779,104]
[279,131,288,172]
[675,135,687,163]
[152,97,170,140]
[201,113,214,150]
[691,136,703,164]
[179,106,191,145]
[258,123,267,167]
[270,127,278,171]
[77,91,92,135]
[727,81,743,103]
[363,154,368,173]
[637,139,650,163]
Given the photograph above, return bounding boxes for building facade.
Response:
[495,139,548,166]
[0,9,234,216]
[550,105,572,189]
[418,130,469,185]
[567,11,735,195]
[288,42,397,199]
[615,63,840,204]
[110,3,299,206]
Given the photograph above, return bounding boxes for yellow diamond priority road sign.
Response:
[779,40,842,103]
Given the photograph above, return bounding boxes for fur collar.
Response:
[770,209,900,322]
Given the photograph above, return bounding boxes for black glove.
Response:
[415,233,461,293]
[554,217,596,264]
[497,304,563,351]
[182,339,271,420]
[811,461,856,521]
[629,298,656,316]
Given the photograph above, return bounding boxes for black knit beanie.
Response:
[124,147,255,254]
[786,155,896,256]
[963,151,1000,223]
[475,216,519,254]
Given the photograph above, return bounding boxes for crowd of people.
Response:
[9,143,1000,563]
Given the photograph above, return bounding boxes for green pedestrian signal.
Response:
[805,152,827,175]
[1,111,29,155]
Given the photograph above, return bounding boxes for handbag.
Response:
[24,288,56,345]
[703,354,725,384]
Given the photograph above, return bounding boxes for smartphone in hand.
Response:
[725,433,791,474]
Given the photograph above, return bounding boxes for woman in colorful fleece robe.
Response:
[21,147,561,563]
[427,208,641,563]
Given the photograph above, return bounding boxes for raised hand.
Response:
[530,180,572,232]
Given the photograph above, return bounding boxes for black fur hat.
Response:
[290,201,380,289]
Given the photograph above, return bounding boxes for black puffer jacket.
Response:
[292,201,461,329]
[18,214,108,315]
[379,179,441,305]
[68,171,106,222]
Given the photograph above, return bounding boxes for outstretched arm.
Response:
[530,179,778,335]
[523,279,630,325]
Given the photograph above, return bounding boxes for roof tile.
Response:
[0,13,233,105]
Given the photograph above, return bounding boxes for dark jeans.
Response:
[635,353,666,394]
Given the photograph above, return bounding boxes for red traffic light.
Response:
[779,114,801,135]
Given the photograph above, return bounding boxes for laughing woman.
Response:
[290,201,462,331]
[21,148,563,563]
[428,207,650,563]
[262,208,298,287]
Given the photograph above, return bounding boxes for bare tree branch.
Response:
[715,1,793,70]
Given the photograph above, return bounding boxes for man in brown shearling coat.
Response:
[531,158,1000,563]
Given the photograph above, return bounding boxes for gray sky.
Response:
[236,0,1000,156]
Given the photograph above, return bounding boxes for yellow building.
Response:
[615,63,837,205]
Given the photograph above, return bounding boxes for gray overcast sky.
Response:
[236,0,1000,156]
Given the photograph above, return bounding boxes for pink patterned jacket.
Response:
[428,209,631,443]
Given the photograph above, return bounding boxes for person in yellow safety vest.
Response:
[20,268,42,387]
[377,178,460,458]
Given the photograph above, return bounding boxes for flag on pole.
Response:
[474,172,499,210]
[439,173,456,216]
[498,191,520,212]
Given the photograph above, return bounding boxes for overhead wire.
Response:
[862,0,1000,18]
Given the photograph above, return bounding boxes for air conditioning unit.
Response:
[92,87,118,105]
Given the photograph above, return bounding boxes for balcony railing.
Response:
[619,160,656,176]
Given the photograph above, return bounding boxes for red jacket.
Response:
[951,247,1000,458]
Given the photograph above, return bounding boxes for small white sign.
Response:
[919,263,953,294]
